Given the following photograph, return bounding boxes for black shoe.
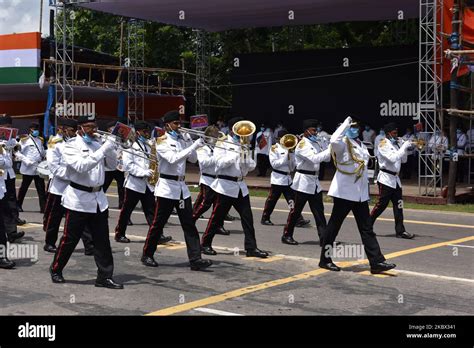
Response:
[49,267,65,283]
[190,258,213,271]
[84,248,94,256]
[7,231,25,243]
[260,219,274,226]
[141,255,158,267]
[43,244,57,253]
[318,261,341,272]
[17,206,23,212]
[95,278,124,289]
[202,246,217,255]
[295,218,311,228]
[115,236,130,243]
[127,219,133,226]
[15,217,26,225]
[396,231,415,239]
[0,257,15,269]
[246,248,269,258]
[370,261,396,274]
[281,235,299,245]
[158,235,172,244]
[224,214,236,221]
[214,226,230,236]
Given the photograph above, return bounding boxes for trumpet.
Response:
[179,125,248,153]
[398,137,426,151]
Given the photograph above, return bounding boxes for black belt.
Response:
[273,169,290,175]
[296,169,317,175]
[380,168,398,176]
[202,172,217,179]
[160,173,185,181]
[216,175,243,182]
[70,182,103,193]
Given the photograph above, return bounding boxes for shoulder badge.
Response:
[48,135,63,149]
[39,136,44,143]
[156,134,167,145]
[298,139,306,149]
[271,144,278,153]
[20,135,28,143]
[379,139,387,147]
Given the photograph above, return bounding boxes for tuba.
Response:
[232,120,256,160]
[280,134,298,151]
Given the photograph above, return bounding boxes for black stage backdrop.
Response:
[231,45,418,134]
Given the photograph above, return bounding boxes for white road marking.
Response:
[395,269,474,283]
[193,307,243,316]
[448,244,474,249]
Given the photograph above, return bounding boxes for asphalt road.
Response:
[1,184,473,316]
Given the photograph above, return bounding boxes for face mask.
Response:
[345,127,359,139]
[379,130,385,136]
[365,126,370,131]
[32,130,39,137]
[82,133,93,144]
[232,134,240,142]
[260,127,265,132]
[456,129,462,134]
[390,137,397,144]
[308,134,320,143]
[317,127,322,132]
[138,135,148,143]
[168,130,178,139]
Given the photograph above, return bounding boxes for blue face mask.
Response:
[379,130,385,136]
[260,127,265,132]
[82,134,93,144]
[168,130,178,139]
[390,137,397,144]
[138,135,147,143]
[308,134,320,143]
[232,134,240,142]
[456,129,462,134]
[32,130,40,137]
[365,126,370,131]
[346,127,359,139]
[316,127,322,132]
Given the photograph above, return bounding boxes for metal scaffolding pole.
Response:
[418,0,444,196]
[194,29,210,117]
[127,19,145,124]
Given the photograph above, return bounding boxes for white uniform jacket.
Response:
[0,138,17,180]
[376,138,410,189]
[456,132,467,155]
[154,133,197,200]
[123,139,155,194]
[291,137,330,194]
[269,143,295,186]
[0,149,12,199]
[328,117,371,202]
[211,135,256,198]
[61,136,117,213]
[46,136,71,196]
[197,145,217,187]
[16,135,45,175]
[254,129,273,156]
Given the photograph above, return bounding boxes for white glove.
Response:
[182,132,193,142]
[345,116,353,124]
[101,139,116,154]
[143,169,154,177]
[192,138,205,149]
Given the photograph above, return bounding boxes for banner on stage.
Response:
[0,127,18,141]
[190,115,208,129]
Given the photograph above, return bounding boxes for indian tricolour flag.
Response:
[0,32,41,84]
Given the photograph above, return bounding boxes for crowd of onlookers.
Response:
[214,115,474,183]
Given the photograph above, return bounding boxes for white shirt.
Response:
[0,149,12,199]
[328,118,371,202]
[291,137,330,194]
[61,136,117,213]
[362,129,376,144]
[467,128,474,152]
[376,138,410,189]
[374,134,385,156]
[254,129,273,156]
[428,134,448,159]
[269,143,295,186]
[123,139,155,194]
[210,135,256,198]
[16,135,45,175]
[456,132,467,155]
[154,133,197,200]
[0,139,16,180]
[197,145,217,187]
[46,136,71,196]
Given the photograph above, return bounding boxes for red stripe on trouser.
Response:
[262,186,273,219]
[193,185,207,219]
[43,193,53,230]
[370,183,384,217]
[44,194,57,233]
[201,194,220,246]
[115,188,129,235]
[143,197,160,253]
[52,210,70,272]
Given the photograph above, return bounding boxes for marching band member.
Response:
[43,118,94,253]
[370,123,414,239]
[50,115,123,289]
[200,117,269,258]
[114,121,171,244]
[16,122,46,213]
[102,121,126,210]
[254,123,273,177]
[0,142,15,269]
[0,116,25,244]
[192,125,229,236]
[261,129,310,228]
[141,110,212,271]
[319,116,396,274]
[281,120,330,245]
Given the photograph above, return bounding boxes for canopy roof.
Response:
[77,0,418,32]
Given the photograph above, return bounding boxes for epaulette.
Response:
[271,144,278,152]
[298,139,306,149]
[39,136,44,143]
[156,134,167,145]
[379,139,387,147]
[19,135,28,143]
[48,135,63,149]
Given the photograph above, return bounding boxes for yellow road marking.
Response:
[359,270,398,278]
[21,223,43,229]
[243,256,284,263]
[146,235,474,316]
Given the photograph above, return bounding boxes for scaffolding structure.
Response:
[418,0,444,196]
[194,29,211,116]
[126,19,145,124]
